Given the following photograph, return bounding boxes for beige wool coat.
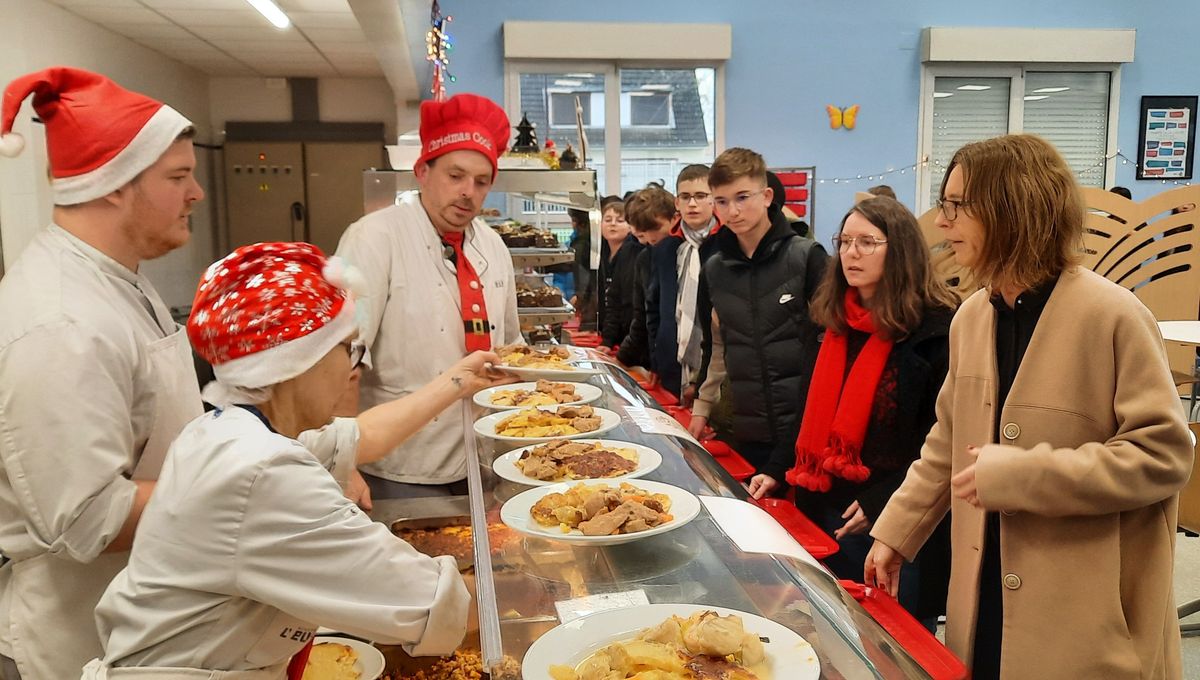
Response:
[871,266,1193,679]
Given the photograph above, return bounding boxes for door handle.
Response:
[290,202,306,242]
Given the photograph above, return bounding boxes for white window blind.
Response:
[929,77,1010,205]
[1022,72,1110,187]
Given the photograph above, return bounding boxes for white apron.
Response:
[81,658,287,680]
[9,326,201,680]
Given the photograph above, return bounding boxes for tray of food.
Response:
[500,480,701,546]
[517,281,569,310]
[492,219,564,250]
[496,345,600,380]
[473,380,602,410]
[474,405,621,443]
[492,439,662,486]
[303,636,386,680]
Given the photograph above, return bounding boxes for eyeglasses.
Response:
[678,192,711,204]
[340,339,366,369]
[713,188,767,212]
[832,234,888,255]
[936,198,973,221]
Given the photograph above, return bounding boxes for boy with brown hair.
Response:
[613,184,676,368]
[693,148,827,492]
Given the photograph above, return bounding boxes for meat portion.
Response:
[579,503,633,536]
[563,449,636,478]
[570,416,602,432]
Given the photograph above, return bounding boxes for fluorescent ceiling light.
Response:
[565,73,595,78]
[629,91,656,97]
[245,0,289,28]
[641,84,672,91]
[1023,95,1049,101]
[933,92,954,98]
[553,79,583,87]
[956,84,991,91]
[1032,87,1070,93]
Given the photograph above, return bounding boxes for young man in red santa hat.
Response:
[0,67,206,679]
[336,93,522,499]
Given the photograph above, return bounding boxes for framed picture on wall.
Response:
[1136,95,1197,180]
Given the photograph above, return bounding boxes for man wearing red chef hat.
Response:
[336,94,522,499]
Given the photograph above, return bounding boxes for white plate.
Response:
[474,406,621,444]
[499,361,601,381]
[308,636,386,680]
[473,381,603,410]
[493,439,663,486]
[521,604,820,680]
[500,479,700,546]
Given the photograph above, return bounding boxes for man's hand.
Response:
[594,346,614,356]
[834,500,870,539]
[680,383,698,409]
[865,539,904,597]
[446,351,518,397]
[951,445,981,508]
[686,415,710,440]
[746,473,778,500]
[346,467,373,511]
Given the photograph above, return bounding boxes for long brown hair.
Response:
[940,134,1083,290]
[810,197,957,340]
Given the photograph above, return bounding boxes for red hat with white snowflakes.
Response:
[188,242,365,390]
[417,93,511,174]
[0,66,193,205]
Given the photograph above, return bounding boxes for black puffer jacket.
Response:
[697,211,828,478]
[600,235,646,348]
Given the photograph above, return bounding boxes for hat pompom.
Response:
[322,256,368,298]
[0,133,25,158]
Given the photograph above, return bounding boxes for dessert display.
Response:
[493,219,561,249]
[530,481,673,536]
[498,344,574,370]
[516,440,639,482]
[303,642,360,680]
[548,610,769,680]
[516,281,565,308]
[491,380,579,407]
[495,405,601,438]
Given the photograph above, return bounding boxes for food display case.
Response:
[363,169,601,338]
[369,356,939,680]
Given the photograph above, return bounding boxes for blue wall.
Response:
[429,0,1200,241]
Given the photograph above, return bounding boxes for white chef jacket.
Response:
[93,406,469,673]
[336,191,521,484]
[0,225,205,679]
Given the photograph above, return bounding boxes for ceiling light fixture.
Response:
[1032,87,1071,93]
[956,84,991,91]
[1023,95,1049,101]
[245,0,290,29]
[933,92,953,98]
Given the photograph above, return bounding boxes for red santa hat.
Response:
[188,242,366,391]
[417,93,511,175]
[0,66,193,205]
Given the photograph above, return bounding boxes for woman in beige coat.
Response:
[865,134,1193,680]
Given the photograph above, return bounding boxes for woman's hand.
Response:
[834,500,870,539]
[951,445,982,508]
[445,351,518,398]
[686,415,710,440]
[865,539,904,597]
[746,473,778,500]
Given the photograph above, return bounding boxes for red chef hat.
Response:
[0,66,193,206]
[188,242,364,392]
[416,93,510,175]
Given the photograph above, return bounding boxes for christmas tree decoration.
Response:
[512,113,539,153]
[425,0,454,101]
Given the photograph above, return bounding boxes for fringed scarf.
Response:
[787,289,894,492]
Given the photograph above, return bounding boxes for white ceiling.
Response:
[46,0,390,79]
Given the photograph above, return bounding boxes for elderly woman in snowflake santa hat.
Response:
[83,241,513,679]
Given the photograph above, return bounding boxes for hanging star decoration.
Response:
[426,0,454,101]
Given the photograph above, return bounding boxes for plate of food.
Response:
[474,380,603,410]
[500,479,700,546]
[474,405,621,443]
[496,344,600,380]
[304,636,386,680]
[524,604,819,680]
[493,439,662,486]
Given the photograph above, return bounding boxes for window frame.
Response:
[916,62,1121,213]
[624,91,675,129]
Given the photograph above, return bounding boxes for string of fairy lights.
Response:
[425,0,454,101]
[816,150,1194,187]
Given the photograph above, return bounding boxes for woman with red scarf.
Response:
[771,196,957,620]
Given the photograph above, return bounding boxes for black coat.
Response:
[697,210,828,479]
[600,235,646,348]
[616,248,651,367]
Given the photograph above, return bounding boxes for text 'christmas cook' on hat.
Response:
[416,93,510,175]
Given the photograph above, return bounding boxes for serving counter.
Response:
[370,356,936,680]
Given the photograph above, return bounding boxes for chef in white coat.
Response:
[336,93,521,499]
[84,242,513,679]
[0,68,206,680]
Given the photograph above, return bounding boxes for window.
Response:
[919,65,1119,211]
[509,63,721,196]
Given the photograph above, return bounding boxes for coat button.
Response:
[471,303,481,313]
[1002,422,1020,440]
[470,280,480,290]
[1003,573,1022,590]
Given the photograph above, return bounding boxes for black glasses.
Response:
[832,234,888,255]
[936,198,973,221]
[340,339,366,369]
[678,192,711,204]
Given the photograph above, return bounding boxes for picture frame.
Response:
[1136,95,1197,180]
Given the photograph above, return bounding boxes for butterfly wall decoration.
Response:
[827,104,860,130]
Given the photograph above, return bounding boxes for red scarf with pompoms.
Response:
[787,289,893,492]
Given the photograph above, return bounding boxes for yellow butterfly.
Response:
[826,104,860,130]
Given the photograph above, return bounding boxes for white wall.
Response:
[209,76,401,141]
[0,0,216,309]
